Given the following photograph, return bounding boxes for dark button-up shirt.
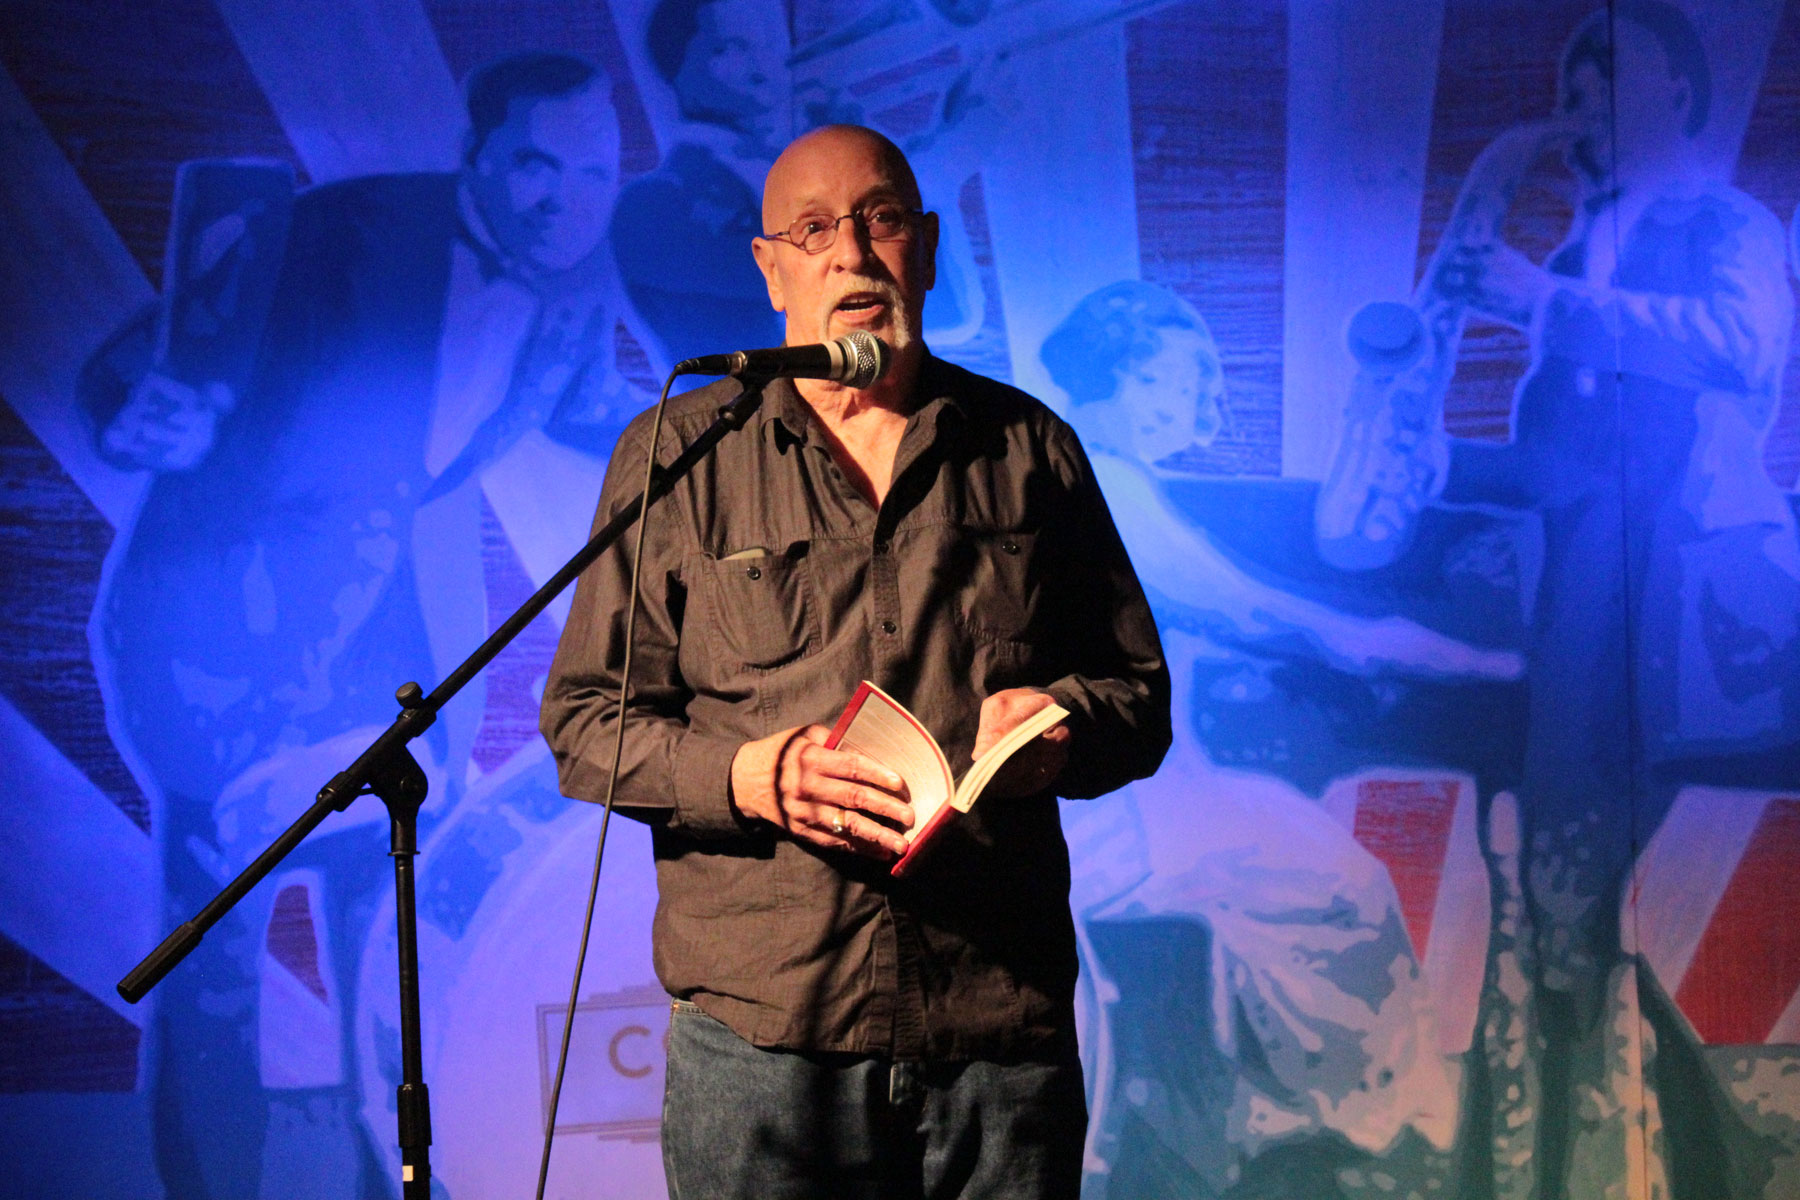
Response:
[541,354,1169,1061]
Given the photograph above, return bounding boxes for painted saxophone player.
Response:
[1316,3,1800,1193]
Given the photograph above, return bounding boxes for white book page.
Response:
[836,688,954,844]
[952,702,1070,811]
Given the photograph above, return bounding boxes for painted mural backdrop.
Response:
[3,1,1799,1197]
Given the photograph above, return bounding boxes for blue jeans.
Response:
[662,1001,1086,1200]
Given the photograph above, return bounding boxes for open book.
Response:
[823,681,1070,877]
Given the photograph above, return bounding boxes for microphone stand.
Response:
[117,377,770,1198]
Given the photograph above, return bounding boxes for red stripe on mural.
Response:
[1676,798,1800,1044]
[1353,779,1458,958]
[265,883,329,1003]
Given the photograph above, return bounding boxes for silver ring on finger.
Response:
[831,808,847,836]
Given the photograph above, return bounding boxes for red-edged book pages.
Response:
[823,681,1069,878]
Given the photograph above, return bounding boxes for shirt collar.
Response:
[916,355,970,428]
[753,351,969,446]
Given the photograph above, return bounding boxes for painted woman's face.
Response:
[1114,328,1222,463]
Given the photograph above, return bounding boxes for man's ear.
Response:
[921,211,940,291]
[751,237,786,313]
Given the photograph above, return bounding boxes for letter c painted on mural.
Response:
[609,1024,653,1078]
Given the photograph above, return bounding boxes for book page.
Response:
[831,683,954,845]
[952,701,1071,811]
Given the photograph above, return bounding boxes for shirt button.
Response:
[874,540,889,555]
[745,566,762,580]
[881,619,897,635]
[1001,540,1021,555]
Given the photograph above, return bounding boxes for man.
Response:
[1434,1,1794,1008]
[541,124,1170,1197]
[83,51,642,1199]
[1361,2,1795,1190]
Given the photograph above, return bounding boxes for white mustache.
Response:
[820,276,915,355]
[827,278,903,309]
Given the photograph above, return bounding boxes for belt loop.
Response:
[887,1060,921,1111]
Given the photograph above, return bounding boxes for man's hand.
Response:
[972,687,1070,799]
[730,725,913,858]
[1433,240,1553,330]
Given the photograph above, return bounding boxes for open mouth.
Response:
[836,295,886,314]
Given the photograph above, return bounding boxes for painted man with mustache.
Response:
[542,124,1170,1197]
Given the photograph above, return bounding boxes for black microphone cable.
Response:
[533,364,682,1200]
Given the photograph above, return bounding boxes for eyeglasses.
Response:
[760,203,925,254]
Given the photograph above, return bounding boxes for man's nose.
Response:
[534,178,567,213]
[827,215,875,269]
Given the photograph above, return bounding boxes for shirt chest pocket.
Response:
[696,544,820,671]
[953,526,1043,645]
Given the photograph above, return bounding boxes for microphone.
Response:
[675,331,891,389]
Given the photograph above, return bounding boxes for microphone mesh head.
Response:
[841,331,890,389]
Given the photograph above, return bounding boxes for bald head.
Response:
[751,124,938,374]
[760,125,921,231]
